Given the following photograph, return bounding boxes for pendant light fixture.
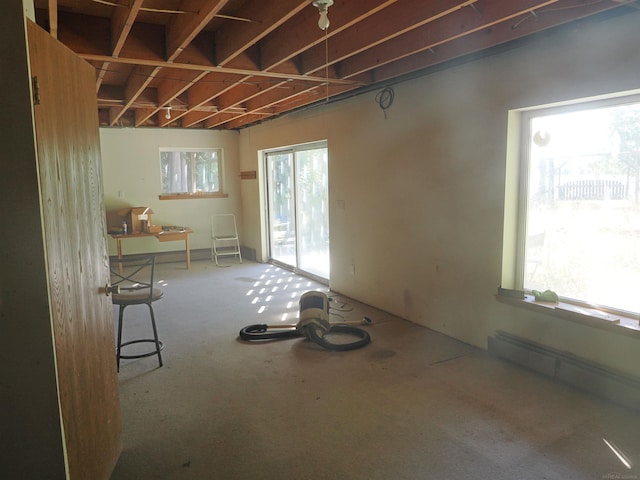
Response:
[312,0,333,30]
[164,106,172,120]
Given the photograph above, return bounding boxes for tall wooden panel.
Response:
[0,9,121,477]
[0,4,67,478]
[27,20,122,479]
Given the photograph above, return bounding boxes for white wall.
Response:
[238,11,640,377]
[100,127,240,255]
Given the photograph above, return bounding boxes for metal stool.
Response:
[110,255,164,371]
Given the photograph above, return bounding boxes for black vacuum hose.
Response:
[239,323,371,351]
[239,324,303,341]
[304,324,371,351]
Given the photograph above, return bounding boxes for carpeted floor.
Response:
[110,259,640,480]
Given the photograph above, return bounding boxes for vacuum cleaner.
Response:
[239,291,371,351]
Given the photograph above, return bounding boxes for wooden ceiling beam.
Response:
[156,70,209,109]
[97,83,125,104]
[186,74,246,107]
[221,112,273,130]
[137,70,210,126]
[134,106,157,126]
[226,83,358,129]
[272,84,357,113]
[110,65,161,125]
[117,22,165,61]
[181,109,219,128]
[57,11,110,55]
[81,53,364,85]
[48,0,58,38]
[221,81,319,129]
[204,112,244,129]
[41,0,632,129]
[216,79,281,112]
[366,0,626,84]
[209,111,273,129]
[214,0,309,66]
[336,0,562,79]
[107,106,123,126]
[244,81,320,111]
[255,62,341,109]
[110,0,144,57]
[258,0,399,71]
[93,0,144,91]
[165,0,229,62]
[298,0,478,76]
[95,61,110,91]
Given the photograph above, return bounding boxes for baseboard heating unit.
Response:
[488,331,640,411]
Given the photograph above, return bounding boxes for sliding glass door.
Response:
[266,143,329,280]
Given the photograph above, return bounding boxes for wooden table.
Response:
[111,228,193,269]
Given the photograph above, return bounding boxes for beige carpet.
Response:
[111,259,640,479]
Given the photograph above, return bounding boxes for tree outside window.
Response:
[160,149,221,194]
[521,98,640,314]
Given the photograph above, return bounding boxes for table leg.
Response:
[185,236,191,269]
[117,238,123,274]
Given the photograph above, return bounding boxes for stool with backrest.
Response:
[110,255,164,371]
[211,213,243,266]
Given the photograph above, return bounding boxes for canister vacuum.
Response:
[239,291,371,351]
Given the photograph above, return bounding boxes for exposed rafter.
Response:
[33,0,634,129]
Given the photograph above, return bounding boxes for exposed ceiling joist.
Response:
[33,0,636,130]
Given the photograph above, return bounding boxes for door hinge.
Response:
[32,76,40,105]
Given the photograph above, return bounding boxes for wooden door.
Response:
[27,20,122,479]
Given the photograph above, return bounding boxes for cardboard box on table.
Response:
[118,207,156,234]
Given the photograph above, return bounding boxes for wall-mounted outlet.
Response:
[337,199,345,210]
[118,190,125,199]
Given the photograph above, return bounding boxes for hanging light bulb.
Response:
[164,106,172,120]
[312,0,333,30]
[318,9,329,30]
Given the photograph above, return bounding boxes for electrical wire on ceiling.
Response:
[375,87,394,119]
[511,0,617,29]
[91,0,256,21]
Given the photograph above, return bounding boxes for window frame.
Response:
[158,147,227,200]
[501,92,640,337]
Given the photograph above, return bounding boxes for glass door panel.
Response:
[267,152,297,267]
[296,148,329,278]
[266,144,330,280]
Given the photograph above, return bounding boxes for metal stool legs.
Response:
[116,303,164,372]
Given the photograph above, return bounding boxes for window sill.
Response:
[159,193,228,200]
[495,291,640,339]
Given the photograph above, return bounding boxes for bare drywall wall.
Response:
[100,128,241,256]
[238,10,640,377]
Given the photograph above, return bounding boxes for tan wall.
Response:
[238,11,640,377]
[100,128,241,256]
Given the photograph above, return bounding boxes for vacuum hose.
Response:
[238,323,371,351]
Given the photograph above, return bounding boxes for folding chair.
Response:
[211,214,243,266]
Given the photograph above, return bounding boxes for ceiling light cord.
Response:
[312,0,334,103]
[324,27,329,103]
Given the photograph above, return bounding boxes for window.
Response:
[516,95,640,316]
[159,148,223,198]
